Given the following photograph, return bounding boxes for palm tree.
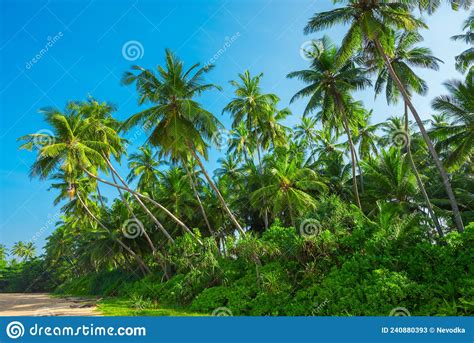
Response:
[0,244,6,257]
[311,128,345,162]
[304,0,465,232]
[11,241,35,261]
[227,122,255,163]
[155,167,196,224]
[251,148,327,228]
[287,36,371,209]
[362,148,417,207]
[122,49,245,236]
[78,99,179,246]
[294,116,319,150]
[127,145,164,192]
[415,0,473,14]
[431,71,474,170]
[452,11,474,73]
[353,109,381,160]
[18,103,175,252]
[223,70,279,164]
[367,30,443,235]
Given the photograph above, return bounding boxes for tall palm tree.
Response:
[78,99,179,245]
[452,11,474,73]
[227,122,255,163]
[431,71,474,170]
[353,109,381,160]
[223,71,279,165]
[304,0,465,232]
[122,49,245,236]
[367,30,443,235]
[287,36,371,209]
[18,104,175,252]
[11,241,35,261]
[127,145,164,192]
[294,116,319,149]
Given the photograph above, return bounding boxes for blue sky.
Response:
[0,0,470,254]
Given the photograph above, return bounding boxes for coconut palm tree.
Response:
[251,148,327,228]
[11,241,36,261]
[304,1,465,232]
[294,116,319,150]
[353,109,381,160]
[362,148,417,207]
[366,29,443,235]
[127,145,164,192]
[122,49,245,236]
[223,71,279,165]
[227,122,255,163]
[415,0,473,14]
[452,11,474,73]
[287,36,371,209]
[431,71,474,170]
[154,167,196,224]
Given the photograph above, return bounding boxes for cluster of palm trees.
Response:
[1,242,36,262]
[14,1,473,280]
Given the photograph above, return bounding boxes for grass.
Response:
[97,297,207,316]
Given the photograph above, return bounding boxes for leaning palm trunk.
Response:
[81,166,174,243]
[404,103,444,238]
[187,142,246,236]
[354,146,364,193]
[76,192,151,275]
[335,97,362,209]
[183,163,214,235]
[82,165,201,245]
[373,37,464,233]
[110,170,171,277]
[104,157,203,245]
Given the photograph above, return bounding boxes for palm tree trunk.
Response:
[337,108,362,209]
[186,143,246,237]
[76,192,150,275]
[404,102,444,238]
[110,170,165,264]
[183,162,214,235]
[354,147,364,193]
[255,138,269,230]
[106,160,202,245]
[373,37,464,233]
[82,166,175,243]
[287,193,296,229]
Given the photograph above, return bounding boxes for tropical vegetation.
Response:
[1,2,473,316]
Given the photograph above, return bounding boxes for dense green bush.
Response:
[0,259,56,293]
[51,206,474,316]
